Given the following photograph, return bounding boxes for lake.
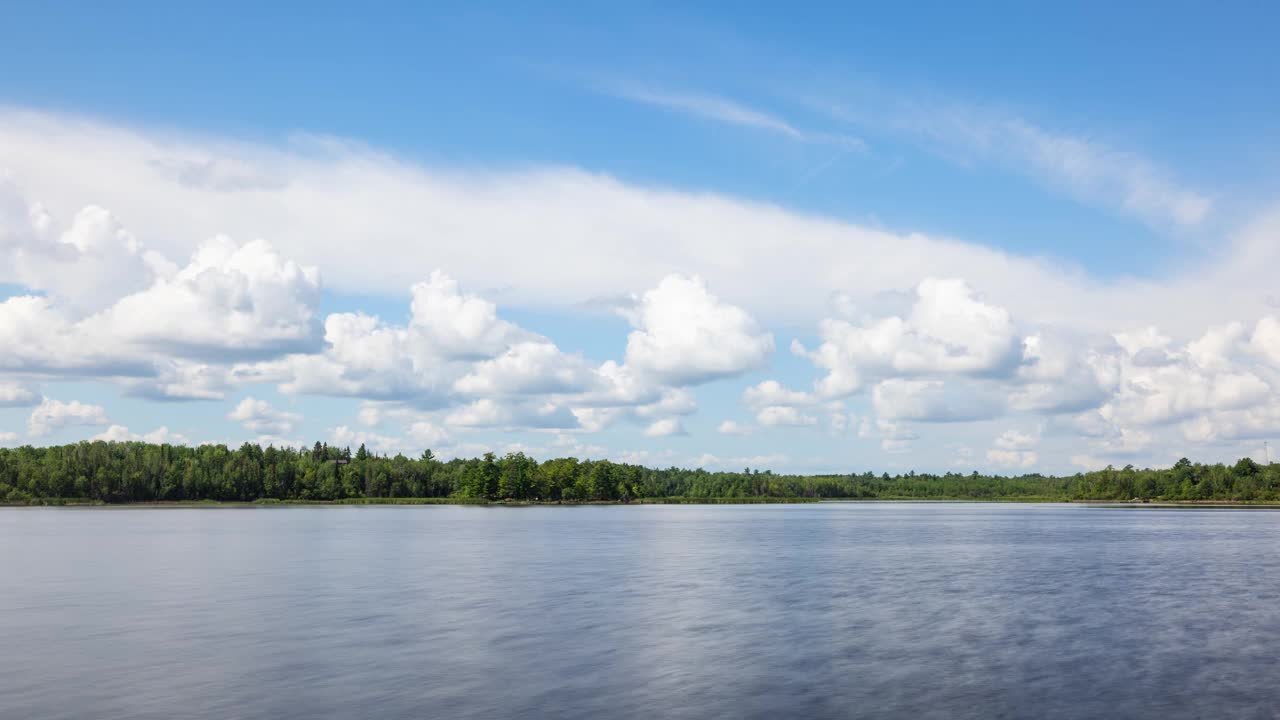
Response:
[2,503,1278,719]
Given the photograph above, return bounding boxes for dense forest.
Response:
[0,440,1277,505]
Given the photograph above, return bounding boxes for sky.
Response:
[2,2,1280,474]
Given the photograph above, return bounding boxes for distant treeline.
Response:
[0,440,1276,504]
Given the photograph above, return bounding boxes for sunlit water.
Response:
[2,503,1279,719]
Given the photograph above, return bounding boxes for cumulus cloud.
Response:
[406,421,449,447]
[986,429,1039,468]
[123,360,232,401]
[743,380,815,409]
[91,424,190,445]
[564,386,695,435]
[227,397,302,436]
[755,406,818,427]
[271,271,532,403]
[695,452,789,469]
[1250,316,1280,366]
[1098,321,1275,430]
[643,418,687,437]
[0,294,149,376]
[857,417,918,453]
[622,274,774,386]
[0,381,38,407]
[330,425,404,455]
[99,236,321,360]
[0,186,164,311]
[453,341,596,396]
[717,420,752,436]
[1010,331,1119,414]
[0,193,321,382]
[871,378,1005,423]
[27,397,109,437]
[255,272,722,436]
[407,271,524,360]
[798,278,1021,398]
[741,380,848,435]
[445,399,578,431]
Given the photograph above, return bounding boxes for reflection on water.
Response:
[2,504,1278,719]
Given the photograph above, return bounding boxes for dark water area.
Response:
[2,503,1279,719]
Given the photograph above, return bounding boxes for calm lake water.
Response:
[2,503,1279,719]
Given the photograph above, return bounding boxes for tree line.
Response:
[0,440,1277,504]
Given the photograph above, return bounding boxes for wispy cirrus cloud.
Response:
[598,70,1208,229]
[805,92,1212,229]
[602,83,866,150]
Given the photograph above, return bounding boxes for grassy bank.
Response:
[10,496,1280,508]
[0,496,825,507]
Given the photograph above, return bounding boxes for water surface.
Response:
[2,503,1278,719]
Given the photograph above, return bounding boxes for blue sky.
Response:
[2,2,1280,473]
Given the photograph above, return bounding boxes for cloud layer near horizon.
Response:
[2,109,1280,472]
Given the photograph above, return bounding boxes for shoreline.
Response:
[8,498,1280,508]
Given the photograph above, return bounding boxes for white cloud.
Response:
[993,429,1037,451]
[0,192,321,381]
[717,420,752,436]
[0,431,18,446]
[811,95,1211,228]
[406,421,449,447]
[755,406,818,427]
[251,272,727,436]
[247,434,306,449]
[799,278,1021,398]
[1010,331,1118,414]
[91,424,190,445]
[0,186,163,311]
[0,294,148,376]
[99,236,321,360]
[355,403,385,427]
[611,86,804,139]
[4,108,1276,342]
[634,388,698,419]
[1100,322,1273,428]
[453,341,595,396]
[694,452,789,469]
[330,425,403,455]
[986,429,1039,468]
[270,272,528,403]
[623,274,774,386]
[872,378,1005,423]
[3,110,1280,471]
[1179,400,1280,445]
[987,449,1039,468]
[857,417,919,453]
[603,84,864,151]
[124,360,232,401]
[1250,316,1280,366]
[0,381,38,407]
[643,418,687,437]
[27,397,109,436]
[444,398,578,430]
[1006,119,1212,227]
[407,271,524,360]
[91,425,135,442]
[227,396,302,435]
[141,426,188,444]
[742,380,815,410]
